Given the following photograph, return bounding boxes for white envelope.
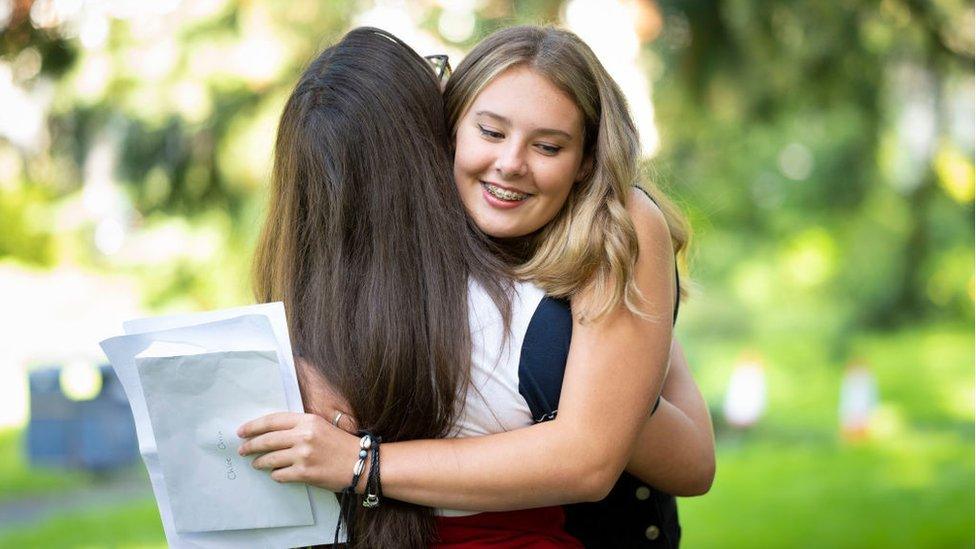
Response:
[100,304,341,548]
[137,350,313,533]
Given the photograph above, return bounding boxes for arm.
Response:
[240,191,675,511]
[626,340,715,496]
[295,323,714,498]
[369,193,675,510]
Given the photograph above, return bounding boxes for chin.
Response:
[476,217,524,239]
[481,226,520,239]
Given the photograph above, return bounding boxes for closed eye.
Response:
[535,143,562,155]
[478,124,504,140]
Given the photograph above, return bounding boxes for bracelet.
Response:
[350,434,371,490]
[363,435,382,508]
[334,432,376,545]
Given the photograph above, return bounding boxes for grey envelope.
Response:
[137,350,314,533]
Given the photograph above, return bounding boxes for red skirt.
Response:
[434,507,583,548]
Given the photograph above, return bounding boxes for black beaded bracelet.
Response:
[363,435,382,508]
[334,432,376,546]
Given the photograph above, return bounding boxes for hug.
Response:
[243,25,714,548]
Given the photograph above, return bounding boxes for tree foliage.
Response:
[0,0,972,330]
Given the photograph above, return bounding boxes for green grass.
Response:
[677,323,974,548]
[0,429,88,502]
[0,498,164,548]
[681,434,973,548]
[0,324,971,548]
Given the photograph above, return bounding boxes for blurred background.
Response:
[0,0,972,547]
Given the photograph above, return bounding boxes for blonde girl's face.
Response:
[453,65,588,239]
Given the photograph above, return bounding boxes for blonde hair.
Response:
[445,25,689,320]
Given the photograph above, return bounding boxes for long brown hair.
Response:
[445,25,690,321]
[252,27,509,548]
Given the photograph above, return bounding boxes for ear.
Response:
[575,155,594,182]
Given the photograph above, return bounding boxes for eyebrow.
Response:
[475,110,574,141]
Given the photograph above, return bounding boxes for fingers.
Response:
[322,410,359,435]
[251,448,295,471]
[306,405,359,435]
[253,451,313,485]
[335,411,359,434]
[239,430,295,456]
[270,465,308,483]
[238,411,302,438]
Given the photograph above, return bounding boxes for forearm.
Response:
[293,328,662,510]
[375,320,668,510]
[625,341,715,495]
[625,398,714,495]
[378,420,617,511]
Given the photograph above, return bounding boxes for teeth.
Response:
[484,183,529,201]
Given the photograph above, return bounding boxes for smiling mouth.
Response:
[481,181,531,201]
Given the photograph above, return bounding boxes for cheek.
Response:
[454,135,490,180]
[535,158,582,198]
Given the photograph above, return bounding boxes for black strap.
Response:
[632,185,681,325]
[364,435,382,508]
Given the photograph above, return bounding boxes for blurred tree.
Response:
[0,0,971,326]
[650,0,974,331]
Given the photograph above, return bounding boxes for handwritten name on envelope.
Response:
[137,350,314,533]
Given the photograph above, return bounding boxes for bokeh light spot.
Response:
[59,361,102,401]
[778,142,814,181]
[934,146,975,203]
[784,228,836,288]
[438,8,475,43]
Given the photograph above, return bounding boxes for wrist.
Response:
[344,434,371,493]
[354,449,372,495]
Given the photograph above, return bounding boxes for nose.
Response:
[494,142,527,179]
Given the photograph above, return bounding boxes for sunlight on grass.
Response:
[678,324,973,548]
[682,435,974,548]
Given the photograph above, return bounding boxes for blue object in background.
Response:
[26,365,139,471]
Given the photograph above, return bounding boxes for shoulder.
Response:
[626,187,671,258]
[623,186,675,318]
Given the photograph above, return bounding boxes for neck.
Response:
[489,232,539,266]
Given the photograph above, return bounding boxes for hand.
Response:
[237,412,361,491]
[295,356,360,434]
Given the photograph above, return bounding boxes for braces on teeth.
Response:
[485,184,528,201]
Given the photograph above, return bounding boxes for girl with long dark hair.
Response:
[250,27,512,547]
[245,26,713,548]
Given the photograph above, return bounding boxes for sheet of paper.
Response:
[137,350,313,533]
[100,304,340,548]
